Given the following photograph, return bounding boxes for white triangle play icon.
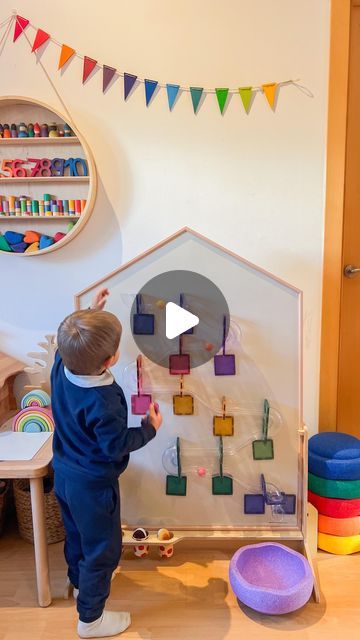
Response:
[165,302,199,340]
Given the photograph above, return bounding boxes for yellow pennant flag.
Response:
[58,44,75,70]
[262,83,277,110]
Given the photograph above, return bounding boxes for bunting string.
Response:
[7,11,307,114]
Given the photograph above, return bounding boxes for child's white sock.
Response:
[77,611,131,638]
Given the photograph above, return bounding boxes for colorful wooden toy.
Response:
[48,123,58,137]
[252,399,274,460]
[21,389,51,408]
[131,355,152,415]
[28,123,35,138]
[133,294,155,335]
[173,375,194,415]
[4,231,24,245]
[212,436,233,495]
[166,437,187,496]
[214,315,236,375]
[169,336,190,375]
[33,122,40,137]
[0,124,3,138]
[39,235,55,250]
[213,397,234,436]
[54,232,66,243]
[3,124,10,139]
[63,123,72,137]
[0,234,11,251]
[25,242,39,253]
[10,124,18,138]
[23,231,40,243]
[18,122,28,137]
[13,407,54,432]
[11,242,28,253]
[40,123,49,137]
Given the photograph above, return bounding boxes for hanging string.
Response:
[13,12,299,94]
[0,15,13,58]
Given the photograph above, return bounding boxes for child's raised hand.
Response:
[91,288,109,311]
[147,403,162,431]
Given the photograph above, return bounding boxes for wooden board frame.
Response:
[0,95,97,256]
[74,227,319,601]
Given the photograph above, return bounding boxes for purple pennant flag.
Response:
[103,65,116,93]
[124,73,137,100]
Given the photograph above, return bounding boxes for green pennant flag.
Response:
[190,87,203,114]
[215,88,229,114]
[238,86,253,113]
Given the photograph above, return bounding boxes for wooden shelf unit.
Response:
[0,216,80,221]
[0,176,89,183]
[0,137,80,145]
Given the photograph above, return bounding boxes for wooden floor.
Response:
[0,525,359,640]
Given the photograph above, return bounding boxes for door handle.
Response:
[344,264,360,278]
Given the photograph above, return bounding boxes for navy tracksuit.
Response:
[51,351,156,622]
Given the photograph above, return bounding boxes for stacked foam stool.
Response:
[308,432,360,555]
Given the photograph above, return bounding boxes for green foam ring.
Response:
[308,472,360,500]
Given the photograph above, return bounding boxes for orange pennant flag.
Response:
[32,28,50,53]
[262,83,277,110]
[58,44,75,70]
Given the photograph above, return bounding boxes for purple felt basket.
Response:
[229,543,313,615]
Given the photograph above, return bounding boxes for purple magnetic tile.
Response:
[244,494,265,515]
[169,354,190,375]
[214,354,236,376]
[282,494,296,515]
[229,543,314,614]
[131,394,152,415]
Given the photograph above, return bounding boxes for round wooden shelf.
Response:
[0,96,97,256]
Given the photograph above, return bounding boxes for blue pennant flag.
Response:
[124,73,137,100]
[145,79,158,106]
[166,84,180,111]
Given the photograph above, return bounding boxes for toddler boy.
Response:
[51,289,162,638]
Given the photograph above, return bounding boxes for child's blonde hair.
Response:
[57,309,122,375]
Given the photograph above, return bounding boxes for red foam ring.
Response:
[308,490,360,518]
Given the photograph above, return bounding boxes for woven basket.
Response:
[13,478,65,544]
[0,480,10,536]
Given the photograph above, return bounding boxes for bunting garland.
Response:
[11,13,299,115]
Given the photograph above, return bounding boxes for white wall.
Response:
[0,0,330,434]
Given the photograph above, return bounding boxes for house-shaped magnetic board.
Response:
[75,228,307,548]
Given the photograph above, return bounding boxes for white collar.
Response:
[64,366,114,388]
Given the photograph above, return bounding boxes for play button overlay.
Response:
[130,270,230,370]
[165,302,199,339]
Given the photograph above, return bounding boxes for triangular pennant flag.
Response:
[83,56,97,83]
[262,83,277,109]
[215,88,229,114]
[238,87,253,113]
[32,28,50,53]
[13,15,29,42]
[190,87,203,114]
[124,73,137,100]
[166,84,180,110]
[58,44,75,70]
[103,65,116,92]
[144,79,158,106]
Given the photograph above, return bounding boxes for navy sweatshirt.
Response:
[51,351,156,484]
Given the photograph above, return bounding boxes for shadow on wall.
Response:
[0,176,126,337]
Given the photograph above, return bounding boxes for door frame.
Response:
[319,0,352,430]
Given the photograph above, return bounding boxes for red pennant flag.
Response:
[83,56,97,83]
[13,15,29,42]
[32,28,50,53]
[58,44,75,70]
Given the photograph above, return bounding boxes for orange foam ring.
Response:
[318,513,360,537]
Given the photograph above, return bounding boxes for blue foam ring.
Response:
[308,432,360,480]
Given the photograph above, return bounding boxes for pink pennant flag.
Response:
[13,15,29,42]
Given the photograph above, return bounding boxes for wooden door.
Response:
[338,3,360,436]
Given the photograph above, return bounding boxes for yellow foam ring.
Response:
[318,532,360,555]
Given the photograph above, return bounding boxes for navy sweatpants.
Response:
[54,471,122,622]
